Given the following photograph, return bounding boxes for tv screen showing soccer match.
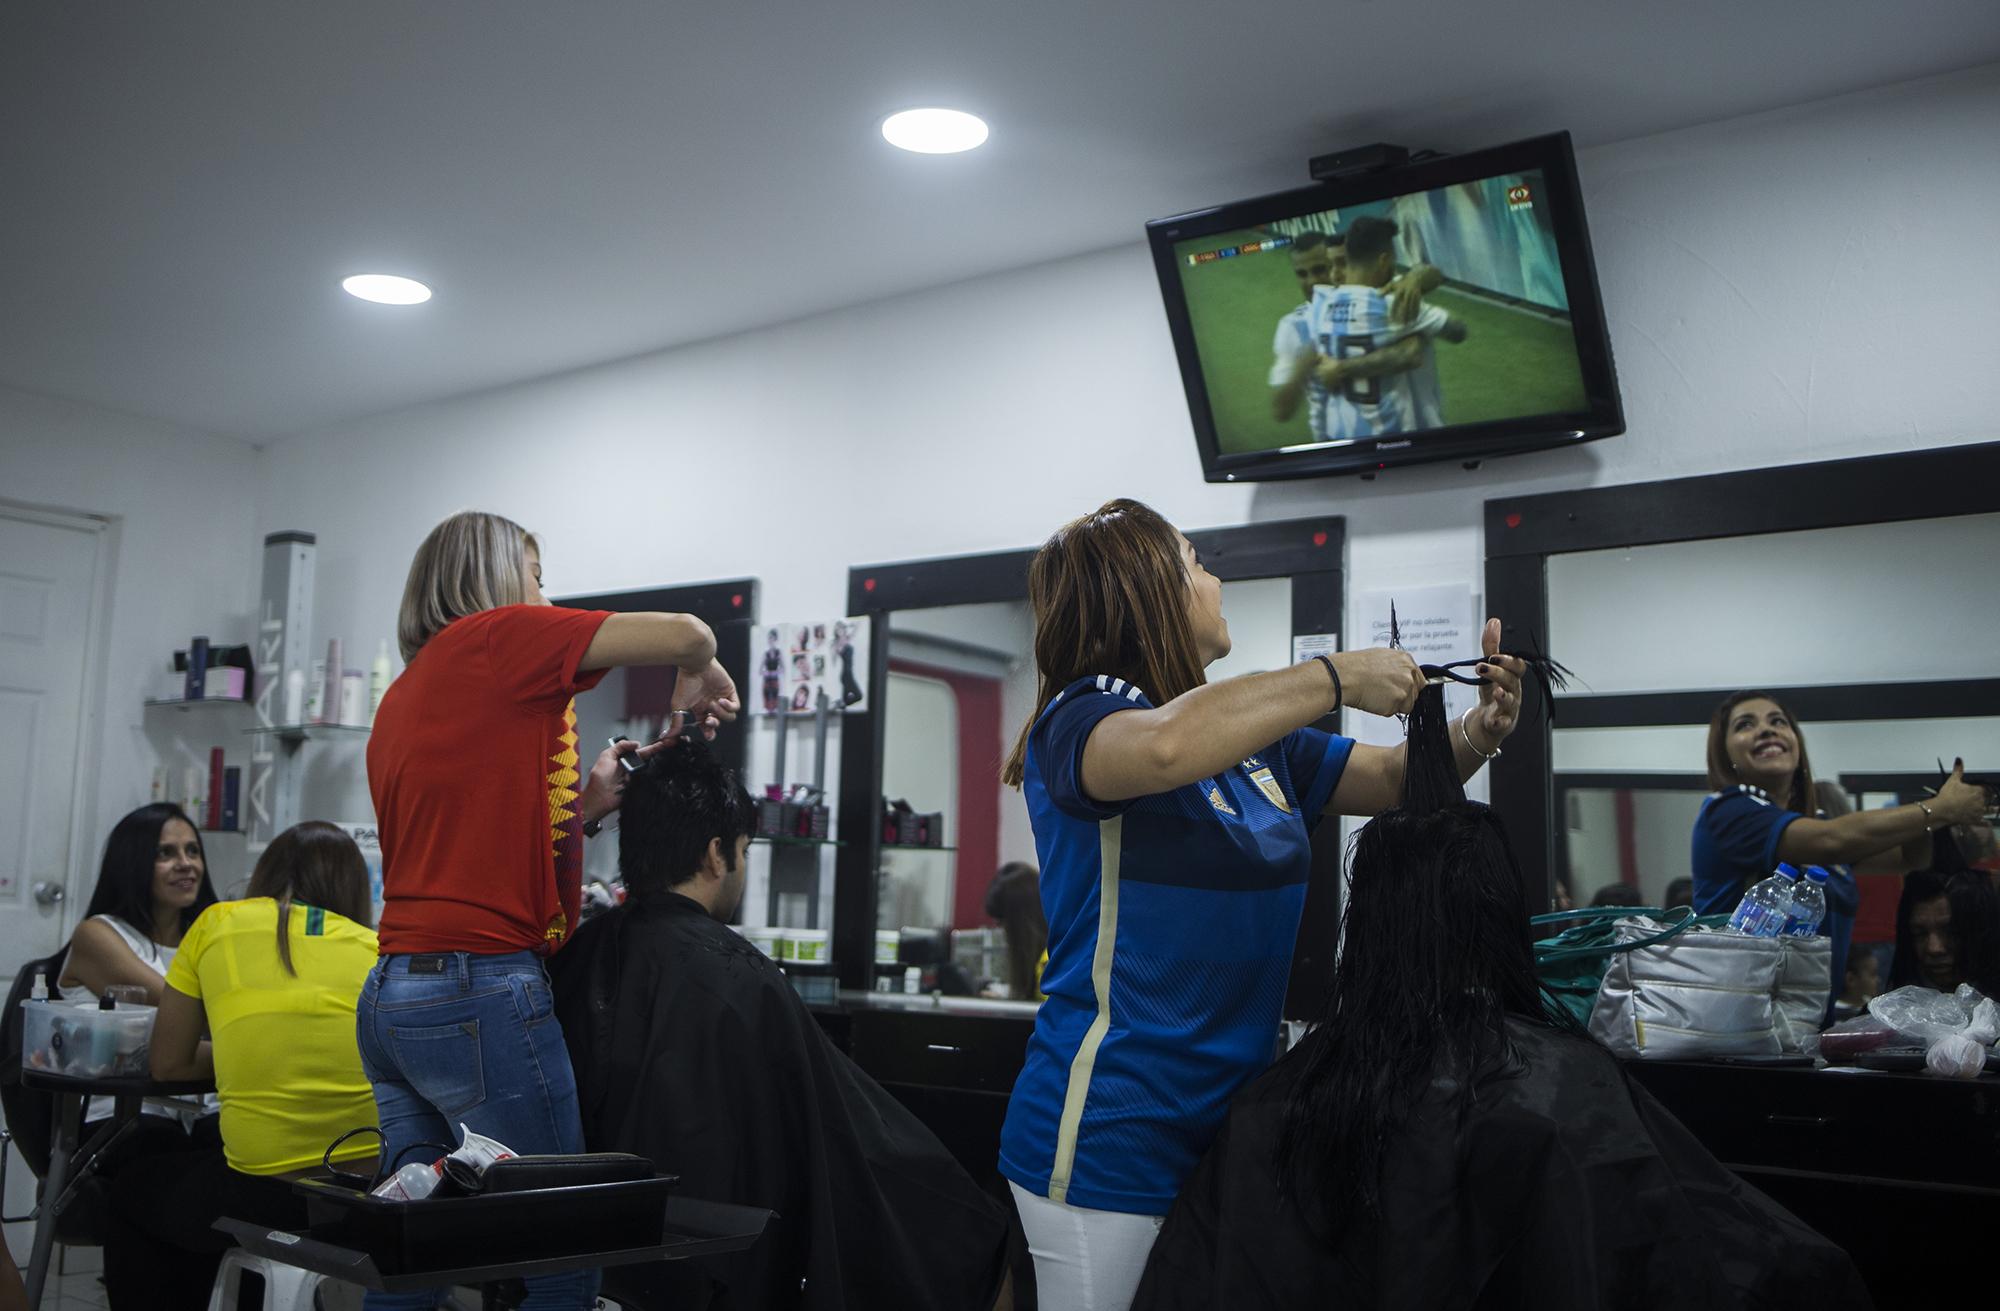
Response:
[1148,132,1623,482]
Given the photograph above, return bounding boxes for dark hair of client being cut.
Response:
[617,736,759,902]
[1276,681,1572,1236]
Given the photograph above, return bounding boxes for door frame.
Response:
[0,498,115,947]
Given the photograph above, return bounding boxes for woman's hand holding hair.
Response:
[1933,761,1991,827]
[1466,618,1528,748]
[1331,647,1424,717]
[672,658,741,738]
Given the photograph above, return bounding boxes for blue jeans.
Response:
[355,951,598,1309]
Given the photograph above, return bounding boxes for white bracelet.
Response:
[1916,799,1935,831]
[1458,708,1500,761]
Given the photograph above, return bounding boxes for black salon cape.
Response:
[548,895,1008,1311]
[1132,1021,1870,1311]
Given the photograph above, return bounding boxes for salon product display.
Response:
[20,995,157,1079]
[880,798,945,847]
[758,688,835,839]
[168,639,252,701]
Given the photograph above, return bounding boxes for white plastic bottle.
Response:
[1781,866,1830,937]
[1728,864,1798,938]
[369,640,395,720]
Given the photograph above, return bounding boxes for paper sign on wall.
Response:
[1290,632,1339,665]
[1350,585,1481,750]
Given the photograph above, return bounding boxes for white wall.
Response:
[227,62,1998,835]
[0,387,263,906]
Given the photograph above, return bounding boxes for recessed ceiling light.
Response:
[341,273,432,305]
[881,108,988,154]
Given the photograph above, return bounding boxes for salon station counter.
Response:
[808,998,1998,1303]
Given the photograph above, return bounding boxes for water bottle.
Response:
[1728,864,1798,937]
[1781,865,1830,937]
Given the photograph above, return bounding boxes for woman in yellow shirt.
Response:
[104,822,379,1311]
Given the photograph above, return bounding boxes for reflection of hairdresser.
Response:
[983,861,1047,1000]
[1888,834,2000,998]
[1692,692,1987,1011]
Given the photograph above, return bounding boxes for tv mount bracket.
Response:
[1308,143,1412,181]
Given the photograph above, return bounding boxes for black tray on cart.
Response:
[216,1191,770,1294]
[289,1170,681,1276]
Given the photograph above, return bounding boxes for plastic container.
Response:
[874,930,899,965]
[19,998,157,1078]
[787,929,830,964]
[1728,866,1797,937]
[1781,865,1830,936]
[740,927,783,960]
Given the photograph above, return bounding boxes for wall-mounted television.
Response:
[1147,132,1623,482]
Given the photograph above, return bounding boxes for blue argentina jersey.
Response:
[998,675,1353,1213]
[1269,303,1328,441]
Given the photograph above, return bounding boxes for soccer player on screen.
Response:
[1268,232,1344,439]
[1310,215,1468,439]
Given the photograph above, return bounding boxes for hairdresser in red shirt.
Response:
[358,510,738,1310]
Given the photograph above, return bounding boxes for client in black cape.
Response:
[1131,684,1870,1311]
[549,738,1010,1311]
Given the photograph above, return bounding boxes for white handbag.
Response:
[1587,916,1831,1059]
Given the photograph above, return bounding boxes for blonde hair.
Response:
[397,511,539,661]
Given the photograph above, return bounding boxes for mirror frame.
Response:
[1485,440,2000,906]
[833,516,1347,1000]
[555,578,759,781]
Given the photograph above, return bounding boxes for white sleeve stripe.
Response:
[1125,685,1143,702]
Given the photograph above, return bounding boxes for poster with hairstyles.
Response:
[760,617,869,716]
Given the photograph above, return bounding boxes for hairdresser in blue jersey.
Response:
[1692,690,1990,1016]
[996,498,1530,1311]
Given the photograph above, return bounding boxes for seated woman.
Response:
[1692,692,1988,1013]
[105,822,380,1311]
[1132,686,1869,1310]
[47,803,219,1144]
[1888,833,2000,997]
[59,802,217,1005]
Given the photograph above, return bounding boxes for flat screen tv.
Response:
[1148,132,1622,482]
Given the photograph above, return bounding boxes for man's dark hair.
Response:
[1341,215,1399,266]
[1291,230,1326,253]
[618,737,759,902]
[1663,877,1694,909]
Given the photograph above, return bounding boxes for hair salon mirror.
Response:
[557,580,758,919]
[1486,442,2000,976]
[836,519,1346,1002]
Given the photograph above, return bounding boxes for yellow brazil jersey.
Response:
[164,898,379,1176]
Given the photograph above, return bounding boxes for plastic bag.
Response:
[1926,1034,1988,1079]
[1866,985,1980,1044]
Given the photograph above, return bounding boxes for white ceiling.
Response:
[4,2,1996,441]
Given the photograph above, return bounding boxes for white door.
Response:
[0,507,106,980]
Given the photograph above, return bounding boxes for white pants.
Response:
[1011,1182,1166,1311]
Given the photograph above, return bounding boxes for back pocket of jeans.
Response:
[386,1019,486,1117]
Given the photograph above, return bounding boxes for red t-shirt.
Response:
[368,604,613,956]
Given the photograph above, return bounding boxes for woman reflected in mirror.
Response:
[1693,691,1991,1012]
